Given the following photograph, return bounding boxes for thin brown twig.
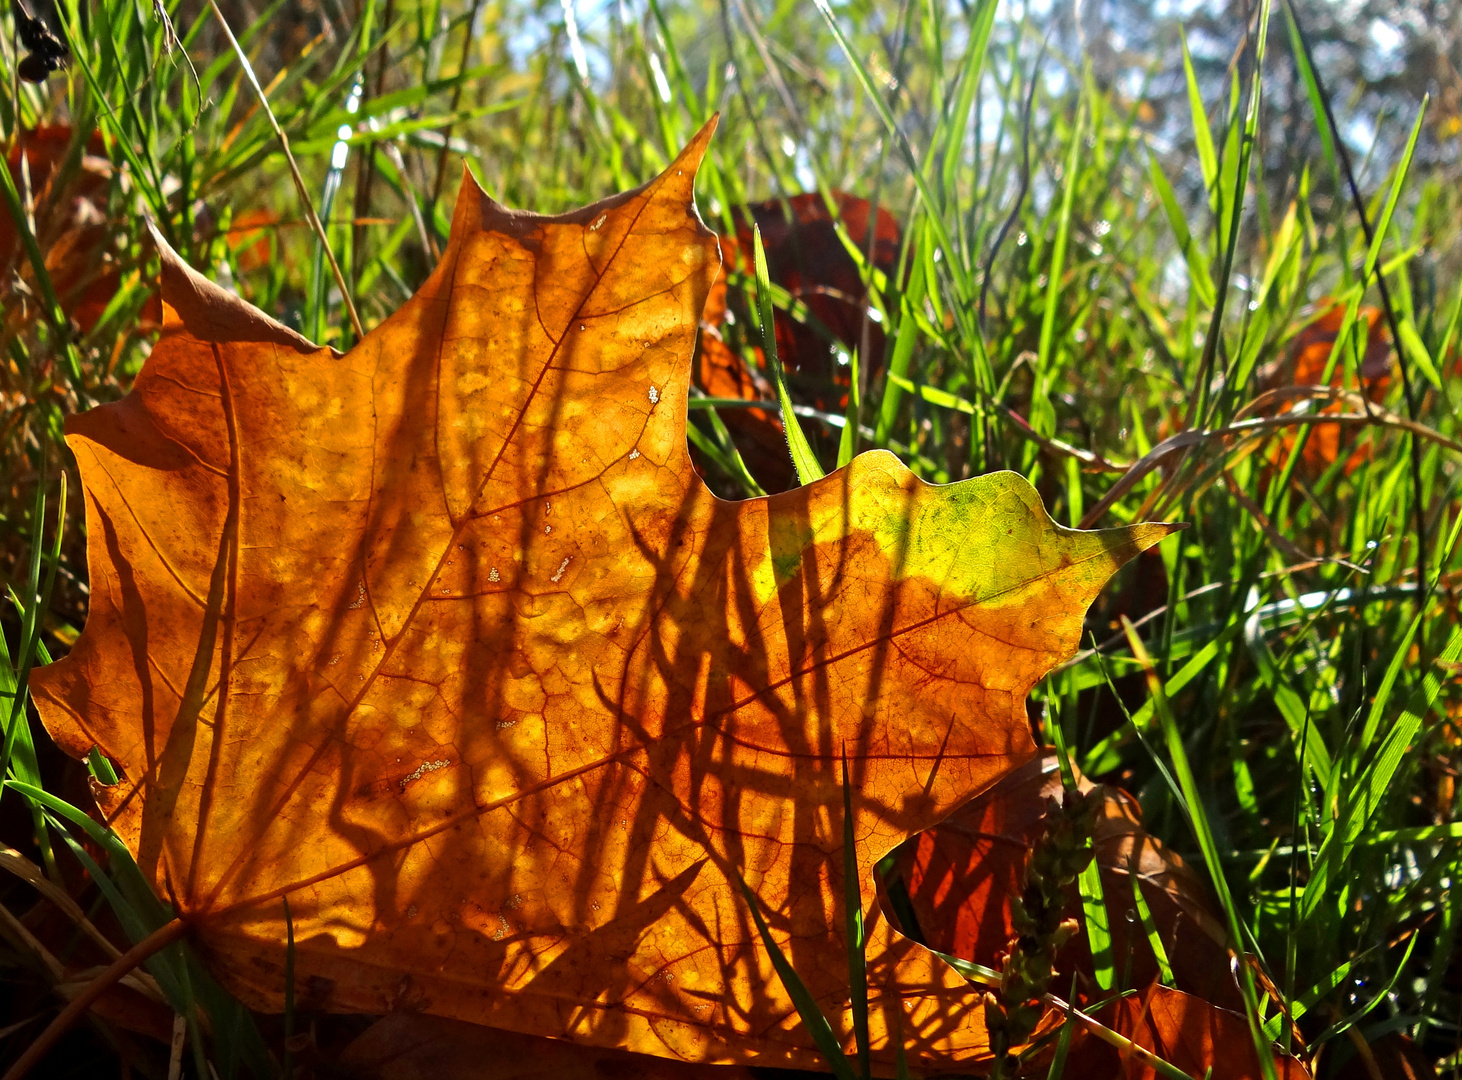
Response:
[996,400,1131,473]
[2,917,188,1080]
[428,0,488,213]
[1078,405,1462,529]
[206,0,365,342]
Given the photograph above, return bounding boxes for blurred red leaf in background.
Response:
[696,191,901,491]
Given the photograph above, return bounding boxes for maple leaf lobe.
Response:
[32,119,1179,1070]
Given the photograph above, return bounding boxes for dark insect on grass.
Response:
[9,0,66,82]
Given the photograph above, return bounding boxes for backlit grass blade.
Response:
[1358,98,1428,291]
[1262,943,1384,1039]
[875,243,927,444]
[736,872,857,1080]
[1122,619,1280,1080]
[809,0,970,302]
[752,225,825,484]
[1045,1014,1075,1079]
[1300,625,1462,924]
[1082,619,1243,775]
[1032,98,1086,440]
[1281,2,1340,199]
[1047,706,1113,991]
[1129,857,1174,985]
[1243,604,1334,787]
[939,0,998,205]
[1191,0,1272,428]
[841,751,870,1079]
[1309,932,1418,1049]
[1359,608,1423,752]
[1435,277,1462,368]
[1181,32,1217,199]
[837,349,861,469]
[1146,148,1215,309]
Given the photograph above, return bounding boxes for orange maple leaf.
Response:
[33,121,1176,1070]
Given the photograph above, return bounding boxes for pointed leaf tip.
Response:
[677,113,720,172]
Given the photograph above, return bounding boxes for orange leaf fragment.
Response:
[33,121,1177,1070]
[224,208,279,273]
[1272,300,1391,475]
[0,125,150,334]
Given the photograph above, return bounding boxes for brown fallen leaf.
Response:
[696,191,902,493]
[1326,1032,1436,1080]
[1290,303,1391,389]
[1063,983,1310,1080]
[0,125,129,335]
[888,752,1238,1013]
[32,120,1176,1070]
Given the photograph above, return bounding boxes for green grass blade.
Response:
[875,250,927,444]
[1129,860,1174,985]
[1122,619,1279,1080]
[837,348,861,469]
[1282,1,1340,199]
[1301,626,1462,923]
[1032,98,1086,439]
[841,752,870,1079]
[1309,932,1418,1049]
[1146,148,1215,309]
[1359,609,1423,751]
[1243,605,1334,787]
[1045,1014,1075,1079]
[1358,99,1428,290]
[1049,707,1112,989]
[1181,32,1218,198]
[2,476,66,786]
[810,0,970,301]
[752,226,824,484]
[939,0,998,205]
[736,873,857,1080]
